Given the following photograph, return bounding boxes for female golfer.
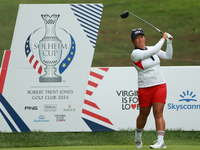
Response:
[131,28,173,149]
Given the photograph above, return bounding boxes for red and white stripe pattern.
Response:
[27,52,42,74]
[25,34,42,75]
[157,131,165,137]
[0,50,11,94]
[82,67,114,128]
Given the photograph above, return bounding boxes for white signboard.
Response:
[80,66,200,131]
[1,61,200,131]
[0,4,103,132]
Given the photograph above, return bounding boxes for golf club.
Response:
[120,10,164,34]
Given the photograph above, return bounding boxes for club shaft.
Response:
[129,11,164,34]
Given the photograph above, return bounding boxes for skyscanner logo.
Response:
[168,90,200,111]
[179,91,197,102]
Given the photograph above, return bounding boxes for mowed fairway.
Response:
[1,145,200,150]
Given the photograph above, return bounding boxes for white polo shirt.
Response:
[131,38,173,88]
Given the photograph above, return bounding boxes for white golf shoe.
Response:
[150,140,167,149]
[135,138,143,148]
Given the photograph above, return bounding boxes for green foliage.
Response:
[0,0,200,66]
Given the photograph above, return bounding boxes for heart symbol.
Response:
[131,104,137,109]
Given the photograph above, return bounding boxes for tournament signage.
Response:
[81,67,200,131]
[0,4,104,132]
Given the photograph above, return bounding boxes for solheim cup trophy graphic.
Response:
[39,14,62,82]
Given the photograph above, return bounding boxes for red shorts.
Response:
[138,83,167,107]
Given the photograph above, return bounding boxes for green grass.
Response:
[0,130,200,148]
[0,0,200,67]
[1,145,200,150]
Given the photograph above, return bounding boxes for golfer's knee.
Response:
[139,112,149,120]
[153,110,163,119]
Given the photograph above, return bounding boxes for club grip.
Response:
[160,31,164,34]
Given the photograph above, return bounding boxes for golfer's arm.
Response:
[131,38,165,61]
[157,43,173,60]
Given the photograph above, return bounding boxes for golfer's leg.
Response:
[136,106,151,129]
[152,103,166,146]
[135,106,151,148]
[152,103,165,131]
